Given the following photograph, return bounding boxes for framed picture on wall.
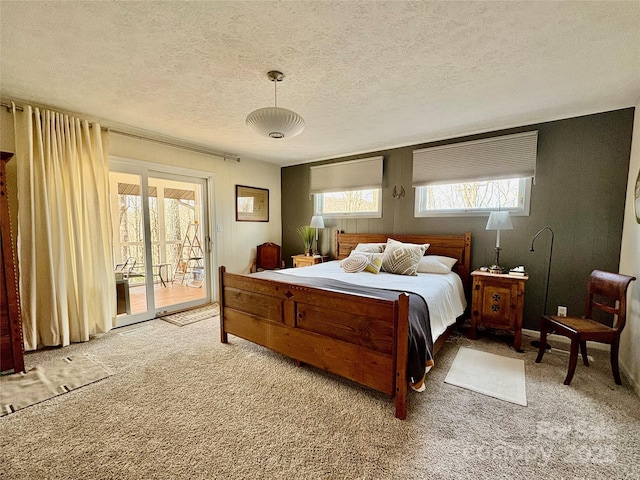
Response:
[236,185,269,222]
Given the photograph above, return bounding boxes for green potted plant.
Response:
[296,225,315,256]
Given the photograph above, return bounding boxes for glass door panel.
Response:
[109,163,212,327]
[147,175,209,312]
[110,171,150,324]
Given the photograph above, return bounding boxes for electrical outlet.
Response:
[557,306,567,317]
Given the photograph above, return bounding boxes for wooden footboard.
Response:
[219,266,410,419]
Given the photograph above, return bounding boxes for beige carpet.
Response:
[0,318,639,479]
[445,347,527,406]
[0,356,111,416]
[159,303,219,326]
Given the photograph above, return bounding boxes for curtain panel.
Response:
[12,104,115,350]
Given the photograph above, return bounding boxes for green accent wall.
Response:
[281,108,635,330]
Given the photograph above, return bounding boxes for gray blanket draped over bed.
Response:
[259,273,434,385]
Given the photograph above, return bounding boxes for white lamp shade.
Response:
[309,215,324,229]
[486,211,513,231]
[246,107,304,139]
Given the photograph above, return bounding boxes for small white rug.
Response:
[0,356,112,416]
[444,347,527,406]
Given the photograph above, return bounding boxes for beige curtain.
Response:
[12,104,116,351]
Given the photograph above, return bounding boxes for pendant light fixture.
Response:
[246,70,304,139]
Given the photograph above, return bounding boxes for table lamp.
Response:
[485,211,513,274]
[309,215,324,255]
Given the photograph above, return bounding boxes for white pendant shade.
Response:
[246,106,304,139]
[247,70,305,139]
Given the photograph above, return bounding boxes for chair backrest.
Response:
[116,257,136,272]
[256,243,282,270]
[585,270,636,332]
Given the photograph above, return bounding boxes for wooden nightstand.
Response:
[292,254,329,268]
[470,270,528,351]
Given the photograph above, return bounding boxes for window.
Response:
[315,188,382,218]
[310,156,384,218]
[415,177,531,217]
[412,131,537,217]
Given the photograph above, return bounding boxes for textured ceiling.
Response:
[1,1,639,166]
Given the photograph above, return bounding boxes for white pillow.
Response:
[354,243,386,253]
[417,255,458,274]
[381,239,430,276]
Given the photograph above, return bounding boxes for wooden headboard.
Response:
[334,231,472,293]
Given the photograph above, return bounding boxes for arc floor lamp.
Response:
[530,226,555,349]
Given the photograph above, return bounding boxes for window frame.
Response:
[414,177,532,218]
[314,188,383,219]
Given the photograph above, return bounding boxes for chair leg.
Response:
[564,339,579,385]
[580,341,589,366]
[611,339,622,385]
[535,321,549,363]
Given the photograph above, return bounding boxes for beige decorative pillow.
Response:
[340,253,369,273]
[363,255,383,274]
[417,255,458,274]
[381,239,429,276]
[341,252,383,274]
[354,243,386,253]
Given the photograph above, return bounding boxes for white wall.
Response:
[0,107,282,302]
[619,101,640,394]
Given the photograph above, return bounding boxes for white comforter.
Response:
[253,261,467,342]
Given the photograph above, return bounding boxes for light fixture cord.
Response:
[274,78,278,108]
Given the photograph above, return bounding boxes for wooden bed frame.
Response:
[219,231,471,419]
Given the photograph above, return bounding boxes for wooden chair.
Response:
[535,270,635,385]
[252,243,285,272]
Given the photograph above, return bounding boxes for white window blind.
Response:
[412,131,538,187]
[310,156,383,194]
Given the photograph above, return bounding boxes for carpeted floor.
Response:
[1,317,638,479]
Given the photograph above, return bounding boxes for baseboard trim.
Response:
[619,360,640,396]
[522,328,609,351]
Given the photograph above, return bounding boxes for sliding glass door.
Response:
[110,162,211,327]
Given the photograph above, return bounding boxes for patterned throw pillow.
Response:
[381,239,429,276]
[340,252,383,274]
[340,253,369,273]
[363,254,383,274]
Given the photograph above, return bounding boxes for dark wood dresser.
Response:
[1,151,25,373]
